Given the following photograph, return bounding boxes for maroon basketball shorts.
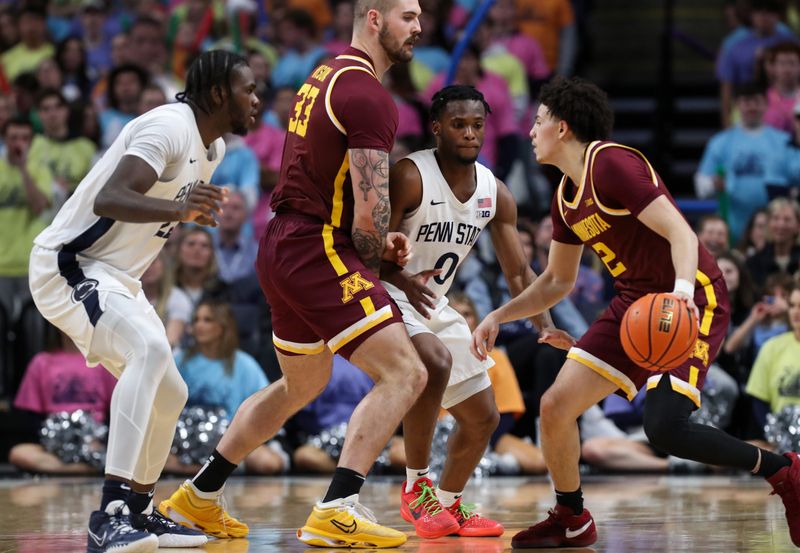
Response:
[256,213,402,360]
[568,277,730,407]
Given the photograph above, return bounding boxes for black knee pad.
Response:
[643,375,696,452]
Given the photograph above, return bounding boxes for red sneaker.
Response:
[511,505,596,549]
[768,452,800,546]
[445,498,504,537]
[399,478,460,539]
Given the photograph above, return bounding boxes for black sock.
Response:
[555,487,583,515]
[322,467,366,503]
[127,489,154,514]
[757,449,792,479]
[101,479,130,511]
[192,449,237,493]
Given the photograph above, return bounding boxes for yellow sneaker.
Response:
[159,480,249,539]
[297,494,407,548]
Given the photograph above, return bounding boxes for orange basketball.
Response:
[620,292,699,372]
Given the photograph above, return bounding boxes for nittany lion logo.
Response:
[71,278,99,303]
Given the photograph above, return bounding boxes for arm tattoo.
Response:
[351,148,390,275]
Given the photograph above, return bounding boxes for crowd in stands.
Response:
[4,0,800,479]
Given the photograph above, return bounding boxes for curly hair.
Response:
[538,76,614,143]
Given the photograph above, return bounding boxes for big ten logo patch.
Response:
[658,297,675,333]
[340,272,373,303]
[692,339,709,366]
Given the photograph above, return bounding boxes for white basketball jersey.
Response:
[384,149,497,301]
[34,103,225,283]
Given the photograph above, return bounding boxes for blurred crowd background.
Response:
[3,0,800,480]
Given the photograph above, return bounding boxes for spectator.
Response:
[127,16,181,101]
[696,82,789,240]
[448,291,546,475]
[736,207,770,256]
[0,93,11,155]
[34,57,64,98]
[697,214,732,258]
[764,41,800,134]
[1,6,54,81]
[746,197,800,288]
[77,0,114,78]
[324,0,354,56]
[241,90,284,206]
[717,0,796,127]
[246,49,273,95]
[407,4,451,90]
[28,88,96,205]
[211,132,260,212]
[271,9,326,90]
[166,299,287,475]
[99,63,147,149]
[137,83,167,114]
[0,6,19,54]
[489,0,550,88]
[385,64,425,147]
[213,191,258,284]
[746,280,800,439]
[141,250,192,350]
[514,0,577,76]
[290,354,376,473]
[9,328,117,475]
[0,116,52,318]
[55,36,92,102]
[173,227,227,312]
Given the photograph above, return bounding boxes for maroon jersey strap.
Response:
[588,143,663,217]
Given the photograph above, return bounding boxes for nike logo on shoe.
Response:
[331,519,358,534]
[565,519,592,539]
[410,508,424,521]
[88,529,107,546]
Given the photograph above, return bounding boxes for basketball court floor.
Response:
[0,474,794,552]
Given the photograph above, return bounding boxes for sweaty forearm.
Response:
[94,186,182,223]
[495,270,571,324]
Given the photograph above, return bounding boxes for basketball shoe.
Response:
[158,481,248,539]
[768,451,800,546]
[87,500,158,553]
[399,477,460,539]
[297,493,407,548]
[511,505,596,549]
[445,498,504,537]
[131,501,208,547]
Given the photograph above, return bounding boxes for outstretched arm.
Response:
[472,239,583,360]
[489,179,575,348]
[350,148,390,275]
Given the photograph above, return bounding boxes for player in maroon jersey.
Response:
[160,1,426,548]
[471,76,800,549]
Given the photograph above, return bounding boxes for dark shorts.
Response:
[568,277,730,408]
[256,213,402,360]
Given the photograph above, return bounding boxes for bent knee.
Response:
[422,349,452,388]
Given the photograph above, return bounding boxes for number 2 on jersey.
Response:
[288,83,320,137]
[591,241,626,277]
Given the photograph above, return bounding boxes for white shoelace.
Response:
[340,500,378,524]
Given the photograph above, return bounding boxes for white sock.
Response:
[436,487,462,508]
[405,467,430,493]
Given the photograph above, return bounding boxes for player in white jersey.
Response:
[381,85,576,539]
[28,50,259,553]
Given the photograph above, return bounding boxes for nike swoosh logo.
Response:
[88,529,107,545]
[331,519,358,534]
[565,519,592,539]
[189,158,197,164]
[430,200,445,206]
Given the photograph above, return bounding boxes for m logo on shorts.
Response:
[71,278,99,303]
[692,338,709,366]
[340,272,373,303]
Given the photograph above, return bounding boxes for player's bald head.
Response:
[354,0,395,25]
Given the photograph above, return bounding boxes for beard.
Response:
[379,23,414,63]
[228,102,250,136]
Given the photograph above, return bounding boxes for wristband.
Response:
[672,278,694,298]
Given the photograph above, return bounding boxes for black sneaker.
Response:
[87,501,158,553]
[132,505,208,548]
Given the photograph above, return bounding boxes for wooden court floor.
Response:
[0,474,795,552]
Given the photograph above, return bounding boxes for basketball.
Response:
[620,292,699,372]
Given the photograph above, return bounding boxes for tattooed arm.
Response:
[350,148,390,275]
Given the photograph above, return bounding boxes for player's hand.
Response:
[383,232,412,266]
[538,327,576,350]
[401,268,442,319]
[180,184,227,227]
[671,291,700,327]
[471,312,500,361]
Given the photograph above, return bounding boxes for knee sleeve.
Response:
[643,376,695,452]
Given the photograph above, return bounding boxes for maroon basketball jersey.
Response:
[269,47,399,231]
[551,141,723,310]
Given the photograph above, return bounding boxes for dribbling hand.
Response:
[180,184,227,227]
[471,312,500,361]
[670,292,700,328]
